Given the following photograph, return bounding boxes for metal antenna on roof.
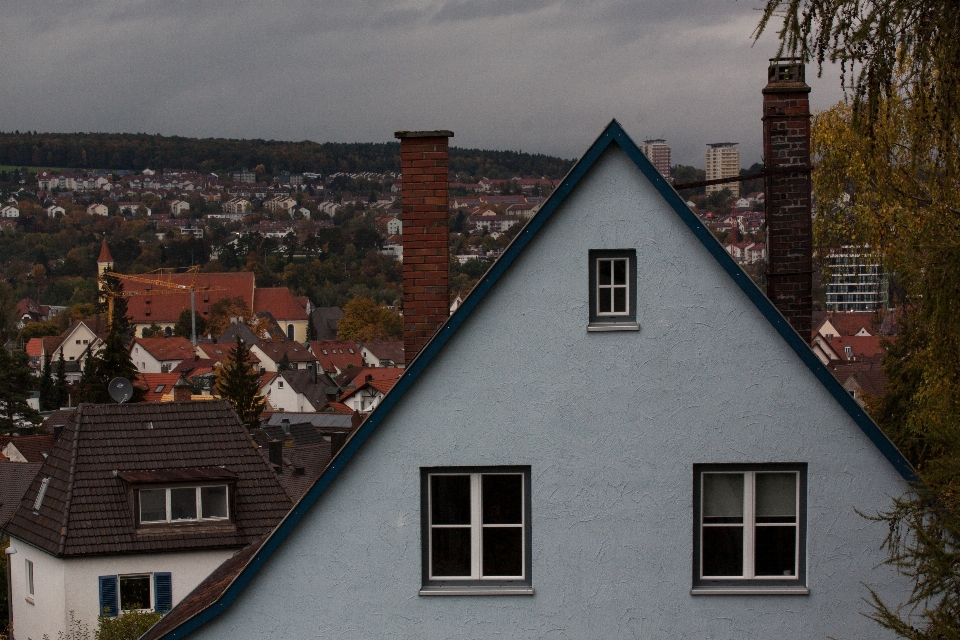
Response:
[108,377,133,404]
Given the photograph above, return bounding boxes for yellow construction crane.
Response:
[103,266,226,345]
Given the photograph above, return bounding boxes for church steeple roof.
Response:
[97,240,113,263]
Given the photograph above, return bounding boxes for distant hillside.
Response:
[0,132,574,181]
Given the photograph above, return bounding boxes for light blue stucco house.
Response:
[146,121,912,640]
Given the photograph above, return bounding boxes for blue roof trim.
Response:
[156,119,914,640]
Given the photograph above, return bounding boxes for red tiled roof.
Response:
[26,337,42,358]
[98,240,113,263]
[137,373,183,402]
[831,335,884,361]
[326,402,355,414]
[5,435,57,463]
[820,312,878,337]
[131,336,195,362]
[339,368,402,402]
[123,272,255,324]
[254,288,308,321]
[308,340,363,373]
[197,342,261,365]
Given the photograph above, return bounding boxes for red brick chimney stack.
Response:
[763,58,813,338]
[395,130,454,364]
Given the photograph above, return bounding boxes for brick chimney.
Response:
[763,58,813,338]
[173,375,193,402]
[395,130,453,363]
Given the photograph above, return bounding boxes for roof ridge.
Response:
[56,405,83,556]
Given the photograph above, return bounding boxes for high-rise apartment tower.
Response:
[640,139,671,182]
[705,142,740,197]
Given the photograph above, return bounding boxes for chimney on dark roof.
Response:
[395,129,454,364]
[268,439,283,472]
[763,58,813,338]
[173,376,193,402]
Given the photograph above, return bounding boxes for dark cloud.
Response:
[0,1,844,166]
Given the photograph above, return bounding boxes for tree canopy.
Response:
[214,339,265,429]
[337,296,402,342]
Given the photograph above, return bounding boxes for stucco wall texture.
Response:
[194,146,910,639]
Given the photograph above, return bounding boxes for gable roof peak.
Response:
[97,240,113,263]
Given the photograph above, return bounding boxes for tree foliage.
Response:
[206,297,252,337]
[337,296,402,342]
[214,338,265,429]
[759,3,960,636]
[0,348,41,432]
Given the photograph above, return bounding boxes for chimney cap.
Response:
[394,130,454,139]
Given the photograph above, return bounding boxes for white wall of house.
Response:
[8,538,234,640]
[263,377,317,412]
[130,345,185,374]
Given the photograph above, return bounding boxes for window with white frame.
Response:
[588,249,638,330]
[693,463,807,592]
[98,572,172,617]
[138,485,229,524]
[420,467,532,594]
[26,559,34,596]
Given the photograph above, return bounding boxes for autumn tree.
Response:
[757,3,960,637]
[173,307,207,340]
[214,338,265,429]
[337,296,402,341]
[206,297,253,337]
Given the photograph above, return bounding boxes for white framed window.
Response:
[138,485,229,524]
[99,572,172,617]
[693,463,807,594]
[588,249,638,331]
[26,559,34,596]
[420,466,532,595]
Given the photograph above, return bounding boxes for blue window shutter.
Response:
[99,575,118,617]
[154,572,172,613]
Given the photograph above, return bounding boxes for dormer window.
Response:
[139,485,229,523]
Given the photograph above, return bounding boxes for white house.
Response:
[45,204,66,217]
[169,199,191,216]
[130,337,197,374]
[86,203,109,216]
[146,122,913,640]
[4,401,292,640]
[1,205,20,218]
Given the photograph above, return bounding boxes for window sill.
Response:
[25,596,35,605]
[690,586,809,596]
[419,586,535,596]
[586,321,640,332]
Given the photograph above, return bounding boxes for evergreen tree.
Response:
[306,315,317,341]
[277,353,291,372]
[80,279,141,403]
[174,307,207,340]
[0,349,41,432]
[214,338,265,429]
[55,350,67,409]
[38,353,54,410]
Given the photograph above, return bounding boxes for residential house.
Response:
[263,196,297,215]
[386,217,402,235]
[16,298,53,326]
[260,369,336,413]
[169,199,191,216]
[145,121,912,640]
[1,434,57,463]
[249,342,318,373]
[1,205,20,218]
[336,367,402,413]
[221,198,252,215]
[359,341,404,368]
[4,401,292,640]
[308,340,362,376]
[130,337,196,373]
[45,204,66,218]
[86,203,109,216]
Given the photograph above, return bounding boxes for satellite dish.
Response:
[108,377,133,404]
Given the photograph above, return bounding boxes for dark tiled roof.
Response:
[216,322,261,345]
[251,423,326,448]
[265,413,354,430]
[0,462,43,527]
[255,342,318,364]
[41,409,76,432]
[4,401,291,557]
[310,307,343,340]
[5,434,56,462]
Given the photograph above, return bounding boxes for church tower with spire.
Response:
[97,240,114,292]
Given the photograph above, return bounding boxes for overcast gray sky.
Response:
[0,1,845,167]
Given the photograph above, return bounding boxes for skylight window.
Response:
[34,477,50,512]
[154,385,165,393]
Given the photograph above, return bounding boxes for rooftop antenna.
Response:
[108,377,133,404]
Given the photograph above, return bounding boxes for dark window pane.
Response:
[702,526,743,576]
[598,260,611,285]
[431,475,470,525]
[432,527,471,576]
[755,526,797,576]
[613,259,627,285]
[140,489,166,522]
[599,288,611,313]
[201,486,228,519]
[483,475,522,524]
[483,527,523,577]
[613,288,626,313]
[171,487,197,520]
[119,575,151,611]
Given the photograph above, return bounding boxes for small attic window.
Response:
[34,477,51,512]
[322,350,328,355]
[154,384,165,393]
[844,346,854,358]
[348,348,355,354]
